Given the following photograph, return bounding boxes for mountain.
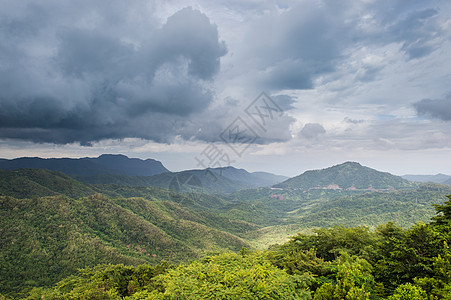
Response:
[0,154,168,176]
[444,178,451,185]
[274,161,414,190]
[402,173,451,183]
[76,166,287,194]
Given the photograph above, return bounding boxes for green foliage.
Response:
[0,169,95,199]
[375,223,446,293]
[24,263,170,299]
[387,283,427,300]
[432,195,451,225]
[146,251,313,299]
[313,253,374,300]
[286,226,377,262]
[20,253,313,300]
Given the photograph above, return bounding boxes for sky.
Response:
[0,0,451,177]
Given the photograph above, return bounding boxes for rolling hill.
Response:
[274,161,414,190]
[0,168,96,199]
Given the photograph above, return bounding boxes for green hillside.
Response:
[0,194,251,295]
[274,161,414,190]
[293,183,451,228]
[0,170,258,295]
[0,169,96,199]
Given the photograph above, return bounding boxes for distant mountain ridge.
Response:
[402,173,451,184]
[0,154,169,176]
[0,155,287,194]
[76,166,288,194]
[274,161,414,190]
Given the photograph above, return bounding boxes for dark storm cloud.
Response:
[243,2,351,91]
[0,2,226,144]
[237,0,445,92]
[386,8,441,59]
[414,96,451,121]
[272,95,296,111]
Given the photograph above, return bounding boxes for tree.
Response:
[375,223,445,294]
[313,253,374,300]
[431,195,451,226]
[287,226,377,262]
[387,283,427,300]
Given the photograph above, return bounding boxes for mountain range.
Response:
[0,154,168,176]
[0,155,288,193]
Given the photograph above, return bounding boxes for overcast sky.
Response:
[1,0,451,176]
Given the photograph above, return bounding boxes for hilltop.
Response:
[274,161,414,190]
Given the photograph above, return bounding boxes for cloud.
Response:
[0,0,449,150]
[299,123,326,140]
[176,93,296,144]
[386,8,442,59]
[224,0,447,96]
[413,96,451,121]
[0,2,226,145]
[237,2,353,91]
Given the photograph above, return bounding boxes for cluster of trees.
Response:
[3,196,450,299]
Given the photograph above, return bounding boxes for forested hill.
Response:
[0,169,255,295]
[274,161,414,190]
[0,168,96,199]
[0,154,168,176]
